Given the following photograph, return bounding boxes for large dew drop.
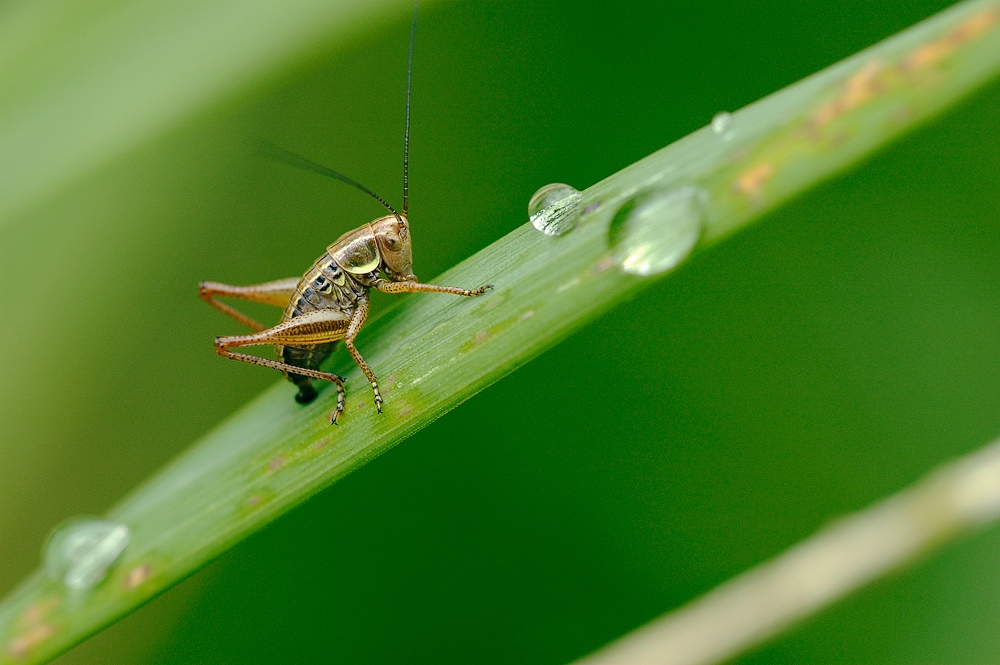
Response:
[44,518,130,590]
[608,187,706,276]
[529,183,582,236]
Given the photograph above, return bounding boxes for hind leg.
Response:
[199,277,300,331]
[213,309,349,424]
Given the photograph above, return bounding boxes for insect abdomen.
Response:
[278,252,365,403]
[281,253,365,322]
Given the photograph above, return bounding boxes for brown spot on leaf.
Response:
[904,9,1000,71]
[593,256,616,275]
[841,61,885,109]
[473,330,492,345]
[268,456,286,472]
[123,564,152,590]
[735,163,775,199]
[17,598,58,630]
[6,624,55,660]
[953,8,1000,41]
[810,60,885,129]
[904,38,955,70]
[518,310,536,322]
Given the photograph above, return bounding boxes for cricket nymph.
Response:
[199,4,489,424]
[271,213,486,415]
[200,213,489,424]
[277,215,411,407]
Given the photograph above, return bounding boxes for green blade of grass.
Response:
[2,1,1000,662]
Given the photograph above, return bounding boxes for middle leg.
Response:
[344,297,383,413]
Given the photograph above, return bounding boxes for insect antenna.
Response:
[402,1,418,217]
[260,140,402,221]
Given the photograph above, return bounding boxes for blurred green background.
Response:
[1,0,999,662]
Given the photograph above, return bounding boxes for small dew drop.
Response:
[529,183,582,236]
[44,518,130,590]
[711,111,734,140]
[608,187,706,276]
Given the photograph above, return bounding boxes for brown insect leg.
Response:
[199,277,301,332]
[374,280,491,297]
[213,309,349,424]
[343,297,383,414]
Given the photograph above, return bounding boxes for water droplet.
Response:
[711,111,734,140]
[608,187,706,276]
[44,518,130,590]
[529,183,582,236]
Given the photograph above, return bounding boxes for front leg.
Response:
[344,297,383,413]
[373,278,491,297]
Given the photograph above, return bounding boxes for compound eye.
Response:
[384,233,401,250]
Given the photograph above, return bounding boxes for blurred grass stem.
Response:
[573,436,1000,665]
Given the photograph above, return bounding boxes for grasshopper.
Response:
[199,4,489,424]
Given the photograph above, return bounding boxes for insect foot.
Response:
[330,380,346,425]
[372,382,384,414]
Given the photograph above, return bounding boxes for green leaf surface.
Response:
[2,0,1000,662]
